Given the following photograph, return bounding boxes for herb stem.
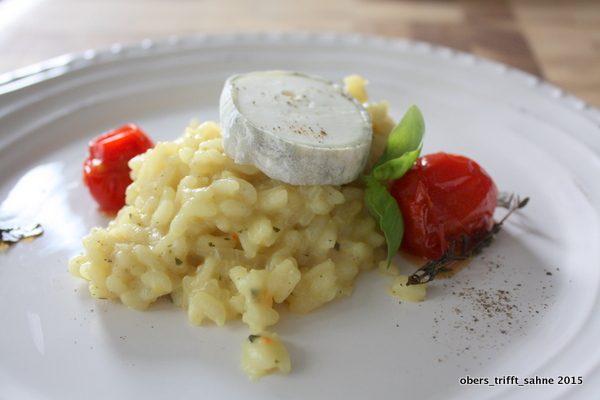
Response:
[406,193,529,286]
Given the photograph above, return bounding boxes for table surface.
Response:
[1,0,599,108]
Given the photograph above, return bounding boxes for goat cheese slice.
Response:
[219,71,372,185]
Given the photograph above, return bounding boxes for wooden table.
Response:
[1,0,599,107]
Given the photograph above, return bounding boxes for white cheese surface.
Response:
[232,73,367,147]
[219,71,372,185]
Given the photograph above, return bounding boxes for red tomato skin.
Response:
[83,124,154,215]
[390,152,498,260]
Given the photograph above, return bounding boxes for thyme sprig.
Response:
[0,223,43,252]
[406,193,529,286]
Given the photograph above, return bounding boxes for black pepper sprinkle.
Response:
[428,253,555,368]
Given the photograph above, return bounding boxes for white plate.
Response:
[1,32,600,400]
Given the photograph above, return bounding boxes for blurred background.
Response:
[0,0,598,107]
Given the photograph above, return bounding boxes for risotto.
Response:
[68,76,395,379]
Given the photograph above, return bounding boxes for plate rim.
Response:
[1,31,600,126]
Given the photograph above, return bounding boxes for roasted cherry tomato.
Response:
[390,152,498,260]
[83,124,154,215]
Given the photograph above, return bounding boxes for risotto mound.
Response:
[68,76,393,379]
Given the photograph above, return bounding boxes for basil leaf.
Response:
[371,105,425,181]
[363,105,426,268]
[371,147,422,182]
[364,178,404,268]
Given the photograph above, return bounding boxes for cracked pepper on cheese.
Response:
[220,71,373,186]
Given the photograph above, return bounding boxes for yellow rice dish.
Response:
[68,76,395,379]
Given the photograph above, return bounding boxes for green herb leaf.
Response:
[363,105,425,268]
[364,177,404,268]
[371,105,425,181]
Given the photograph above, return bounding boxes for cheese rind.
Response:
[219,71,373,185]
